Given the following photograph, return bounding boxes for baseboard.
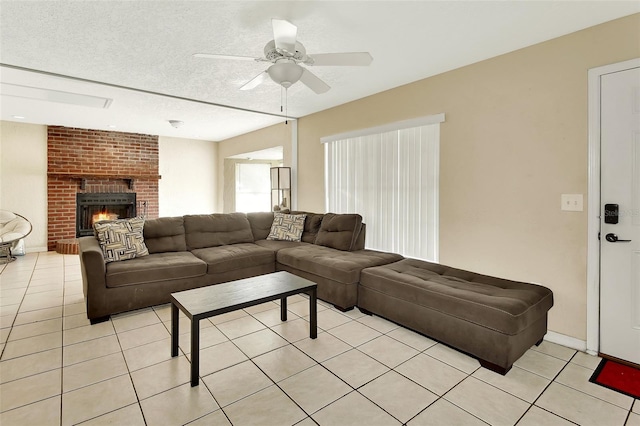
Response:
[544,330,587,352]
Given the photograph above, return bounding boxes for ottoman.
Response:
[358,258,554,374]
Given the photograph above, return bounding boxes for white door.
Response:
[600,66,640,365]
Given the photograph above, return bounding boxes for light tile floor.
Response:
[0,252,638,426]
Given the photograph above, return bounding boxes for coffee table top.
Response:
[170,271,317,320]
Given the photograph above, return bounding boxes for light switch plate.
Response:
[561,194,583,211]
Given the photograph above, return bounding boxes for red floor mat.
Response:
[589,359,640,399]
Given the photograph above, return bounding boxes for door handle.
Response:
[605,233,632,243]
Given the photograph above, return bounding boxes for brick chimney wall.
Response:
[47,126,160,250]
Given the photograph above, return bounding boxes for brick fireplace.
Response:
[47,126,160,251]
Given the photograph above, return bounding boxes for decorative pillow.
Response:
[266,213,307,242]
[94,216,149,263]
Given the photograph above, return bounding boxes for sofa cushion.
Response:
[359,258,554,335]
[143,216,186,253]
[105,252,207,288]
[267,213,306,242]
[290,211,324,243]
[191,243,275,274]
[184,213,254,249]
[94,217,149,263]
[0,210,16,225]
[277,244,403,284]
[314,213,363,251]
[254,239,312,252]
[246,212,274,241]
[0,212,31,244]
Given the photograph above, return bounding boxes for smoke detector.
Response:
[168,120,184,128]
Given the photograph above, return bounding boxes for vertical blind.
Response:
[323,115,443,261]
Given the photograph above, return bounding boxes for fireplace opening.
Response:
[76,193,137,237]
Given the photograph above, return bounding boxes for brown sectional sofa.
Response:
[79,211,401,323]
[79,211,553,374]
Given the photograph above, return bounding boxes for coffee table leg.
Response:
[191,319,200,386]
[280,297,287,321]
[171,303,179,357]
[309,287,317,339]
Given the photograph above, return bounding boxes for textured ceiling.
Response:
[0,1,638,141]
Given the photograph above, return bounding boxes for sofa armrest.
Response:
[78,236,108,320]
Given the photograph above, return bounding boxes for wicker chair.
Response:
[0,210,32,263]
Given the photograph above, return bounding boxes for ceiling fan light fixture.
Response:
[195,18,372,95]
[267,61,303,88]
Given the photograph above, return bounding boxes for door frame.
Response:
[586,58,640,356]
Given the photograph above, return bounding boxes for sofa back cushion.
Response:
[314,213,363,251]
[290,211,324,243]
[184,213,254,249]
[246,212,275,241]
[143,216,187,253]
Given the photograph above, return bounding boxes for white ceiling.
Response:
[1,1,637,141]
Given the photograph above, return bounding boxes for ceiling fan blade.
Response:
[240,71,268,91]
[272,19,297,54]
[299,68,330,94]
[193,53,261,62]
[306,52,373,66]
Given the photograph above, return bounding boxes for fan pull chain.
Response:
[279,86,290,125]
[280,86,288,125]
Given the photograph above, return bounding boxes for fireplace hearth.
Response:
[76,193,137,237]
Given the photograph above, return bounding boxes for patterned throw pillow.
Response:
[266,213,307,242]
[94,216,149,263]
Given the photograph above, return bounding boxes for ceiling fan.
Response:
[194,19,373,94]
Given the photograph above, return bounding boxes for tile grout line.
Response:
[0,254,65,419]
[407,366,489,426]
[0,255,37,361]
[523,351,582,425]
[211,324,315,423]
[277,313,432,424]
[120,306,154,426]
[60,253,66,426]
[61,254,138,426]
[207,307,395,424]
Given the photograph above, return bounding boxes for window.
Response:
[323,114,444,261]
[235,163,271,212]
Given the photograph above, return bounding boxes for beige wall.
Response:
[0,121,48,251]
[217,14,640,340]
[158,136,218,217]
[217,122,292,212]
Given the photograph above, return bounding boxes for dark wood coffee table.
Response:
[170,271,318,386]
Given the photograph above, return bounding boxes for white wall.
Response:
[158,136,218,216]
[0,121,48,251]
